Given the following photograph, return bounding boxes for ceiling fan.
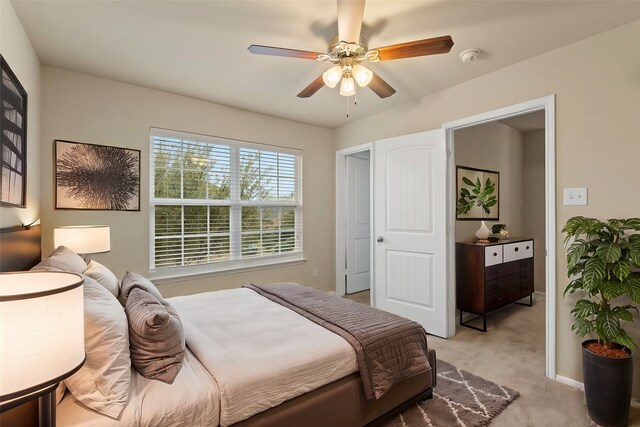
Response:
[248,0,453,99]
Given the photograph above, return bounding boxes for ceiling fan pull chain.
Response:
[346,94,349,118]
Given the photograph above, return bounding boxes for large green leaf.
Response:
[629,239,640,267]
[572,318,594,337]
[566,239,588,271]
[623,275,640,304]
[571,299,599,319]
[612,261,631,282]
[601,280,626,301]
[595,242,622,264]
[582,257,606,291]
[622,218,640,231]
[595,310,621,342]
[612,306,635,322]
[613,330,636,350]
[462,176,474,186]
[563,279,584,297]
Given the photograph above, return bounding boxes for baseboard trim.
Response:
[534,290,546,296]
[631,399,640,409]
[555,375,584,391]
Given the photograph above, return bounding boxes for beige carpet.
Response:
[344,290,640,426]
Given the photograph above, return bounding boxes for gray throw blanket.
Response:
[243,283,431,400]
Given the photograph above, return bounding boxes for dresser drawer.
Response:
[485,273,520,295]
[485,260,519,281]
[520,270,534,284]
[486,286,521,312]
[484,246,503,266]
[520,281,534,297]
[519,257,534,272]
[503,240,534,262]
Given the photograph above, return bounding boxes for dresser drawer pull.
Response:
[514,247,519,252]
[526,245,530,250]
[493,252,498,257]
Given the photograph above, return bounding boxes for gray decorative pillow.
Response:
[119,271,164,306]
[31,246,87,273]
[125,288,185,384]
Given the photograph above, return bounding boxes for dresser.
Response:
[456,238,534,332]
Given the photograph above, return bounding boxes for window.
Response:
[150,128,303,274]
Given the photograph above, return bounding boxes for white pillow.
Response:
[64,277,131,419]
[31,246,87,273]
[84,260,119,297]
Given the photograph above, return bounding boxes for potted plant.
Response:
[563,216,640,427]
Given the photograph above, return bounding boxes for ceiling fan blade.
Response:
[373,35,454,61]
[337,0,366,43]
[297,75,325,98]
[248,45,322,60]
[368,71,396,98]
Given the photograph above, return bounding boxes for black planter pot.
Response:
[582,340,633,427]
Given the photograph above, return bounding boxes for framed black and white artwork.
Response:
[55,140,140,211]
[1,55,28,208]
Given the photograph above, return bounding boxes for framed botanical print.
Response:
[1,55,28,208]
[456,165,500,221]
[55,140,140,211]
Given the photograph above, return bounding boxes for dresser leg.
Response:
[459,310,487,332]
[514,293,533,307]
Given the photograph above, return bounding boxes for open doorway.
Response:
[335,143,373,299]
[444,95,556,379]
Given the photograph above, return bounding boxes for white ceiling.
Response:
[500,111,545,132]
[12,1,640,129]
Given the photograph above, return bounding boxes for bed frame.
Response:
[0,225,437,426]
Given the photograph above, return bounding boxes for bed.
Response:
[1,226,436,427]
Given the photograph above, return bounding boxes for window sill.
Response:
[148,256,307,285]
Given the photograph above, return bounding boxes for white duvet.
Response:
[57,349,219,426]
[169,287,358,426]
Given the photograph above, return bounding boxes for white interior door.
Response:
[346,155,370,294]
[373,129,447,337]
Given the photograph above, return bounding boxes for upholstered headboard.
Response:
[0,225,41,272]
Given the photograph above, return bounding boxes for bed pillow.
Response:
[84,259,119,297]
[64,277,131,419]
[126,288,185,384]
[31,246,87,273]
[118,271,165,307]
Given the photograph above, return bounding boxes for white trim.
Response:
[534,290,546,296]
[335,142,374,301]
[150,256,306,284]
[632,399,640,409]
[555,375,584,391]
[442,95,557,380]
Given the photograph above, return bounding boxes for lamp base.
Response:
[38,389,55,427]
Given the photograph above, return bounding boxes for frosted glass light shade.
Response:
[339,77,356,96]
[54,225,111,254]
[0,272,85,404]
[352,64,373,87]
[322,65,343,88]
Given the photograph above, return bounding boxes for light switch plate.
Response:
[564,187,588,206]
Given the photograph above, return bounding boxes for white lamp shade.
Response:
[339,77,356,96]
[322,65,343,88]
[54,225,111,254]
[352,64,373,87]
[0,272,85,402]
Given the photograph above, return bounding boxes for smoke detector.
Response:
[459,49,481,63]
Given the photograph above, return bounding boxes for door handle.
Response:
[376,236,384,243]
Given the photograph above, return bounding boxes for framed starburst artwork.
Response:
[55,140,140,211]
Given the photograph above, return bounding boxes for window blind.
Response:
[150,128,303,272]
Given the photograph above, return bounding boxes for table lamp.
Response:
[54,225,110,261]
[0,271,85,427]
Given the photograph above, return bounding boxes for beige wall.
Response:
[523,129,546,293]
[335,20,640,395]
[454,121,523,242]
[41,67,335,297]
[0,1,41,228]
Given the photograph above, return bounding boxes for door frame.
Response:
[442,95,557,379]
[335,142,374,300]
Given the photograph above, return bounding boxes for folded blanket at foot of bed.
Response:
[244,283,432,399]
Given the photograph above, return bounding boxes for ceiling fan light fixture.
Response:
[322,65,343,88]
[339,77,356,96]
[352,64,373,87]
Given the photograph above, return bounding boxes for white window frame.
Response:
[149,128,304,280]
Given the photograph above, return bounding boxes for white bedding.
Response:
[57,349,220,426]
[169,287,358,426]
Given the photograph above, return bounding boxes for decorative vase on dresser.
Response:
[456,238,534,331]
[474,221,491,240]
